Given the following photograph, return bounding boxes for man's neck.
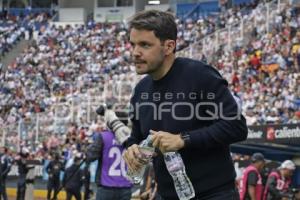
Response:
[151,54,175,80]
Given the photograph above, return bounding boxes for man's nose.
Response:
[132,45,142,57]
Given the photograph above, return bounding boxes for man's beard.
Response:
[138,51,165,75]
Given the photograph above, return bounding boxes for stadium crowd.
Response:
[0,0,299,163]
[0,1,299,131]
[212,2,300,125]
[0,12,50,59]
[0,19,24,58]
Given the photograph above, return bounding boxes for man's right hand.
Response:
[123,144,148,172]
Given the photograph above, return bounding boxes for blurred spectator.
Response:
[239,153,265,200]
[263,160,296,200]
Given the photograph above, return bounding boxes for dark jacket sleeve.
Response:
[125,91,145,148]
[125,119,143,148]
[188,66,248,149]
[2,157,12,177]
[46,161,52,174]
[85,133,103,163]
[62,167,69,186]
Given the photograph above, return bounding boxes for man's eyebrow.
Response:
[130,40,153,44]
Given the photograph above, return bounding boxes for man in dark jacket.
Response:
[0,147,11,200]
[123,10,248,200]
[16,150,33,200]
[63,153,84,200]
[46,153,64,200]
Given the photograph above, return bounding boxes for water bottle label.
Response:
[139,147,154,161]
[165,153,184,172]
[173,171,195,200]
[164,152,195,200]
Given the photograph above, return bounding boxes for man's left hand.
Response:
[150,130,184,153]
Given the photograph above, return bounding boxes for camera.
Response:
[96,104,131,145]
[281,188,300,199]
[291,188,300,193]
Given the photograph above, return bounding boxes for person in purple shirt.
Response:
[86,128,132,200]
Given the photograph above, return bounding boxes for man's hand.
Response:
[123,144,148,172]
[150,130,184,153]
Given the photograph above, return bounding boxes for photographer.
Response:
[240,153,265,200]
[85,106,132,200]
[0,147,12,200]
[15,148,34,200]
[80,138,93,200]
[263,160,296,200]
[46,152,64,200]
[24,153,41,200]
[83,162,92,200]
[63,153,84,200]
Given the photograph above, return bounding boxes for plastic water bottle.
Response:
[164,152,195,200]
[126,135,155,184]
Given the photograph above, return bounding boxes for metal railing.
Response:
[0,76,138,150]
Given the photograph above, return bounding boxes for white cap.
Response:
[22,147,29,154]
[280,160,296,170]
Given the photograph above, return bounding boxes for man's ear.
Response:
[164,40,176,55]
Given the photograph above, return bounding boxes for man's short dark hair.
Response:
[128,10,177,51]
